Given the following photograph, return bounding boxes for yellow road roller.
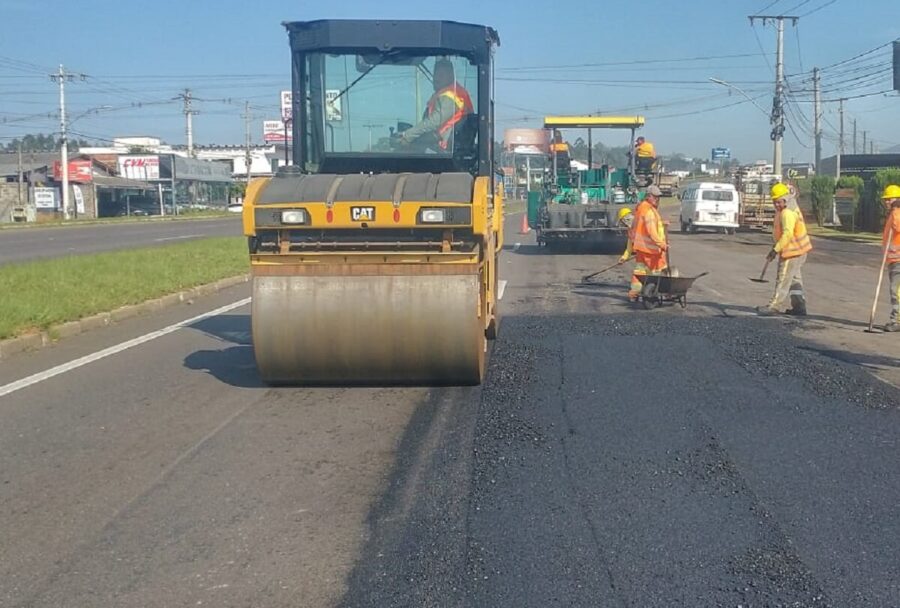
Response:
[243,20,502,385]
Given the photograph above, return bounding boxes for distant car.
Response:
[227,202,243,213]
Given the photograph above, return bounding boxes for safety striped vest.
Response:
[774,207,813,259]
[884,207,900,264]
[636,142,655,158]
[428,83,474,149]
[632,200,665,255]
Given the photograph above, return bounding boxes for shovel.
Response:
[865,226,893,333]
[582,260,625,283]
[749,258,771,283]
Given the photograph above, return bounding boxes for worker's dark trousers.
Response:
[768,253,807,311]
[890,262,899,323]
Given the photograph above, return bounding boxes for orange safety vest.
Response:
[636,141,655,158]
[632,200,666,255]
[774,207,813,259]
[427,83,474,149]
[884,207,900,264]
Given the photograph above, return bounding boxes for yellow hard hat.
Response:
[617,207,633,221]
[881,184,900,199]
[770,182,790,200]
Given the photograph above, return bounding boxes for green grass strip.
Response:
[807,224,882,244]
[0,236,247,339]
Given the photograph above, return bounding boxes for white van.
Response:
[679,182,740,234]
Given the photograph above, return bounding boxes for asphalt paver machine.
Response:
[528,116,646,250]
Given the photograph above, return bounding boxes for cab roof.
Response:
[283,19,499,63]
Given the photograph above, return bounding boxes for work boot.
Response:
[784,306,807,317]
[884,322,900,333]
[755,306,779,316]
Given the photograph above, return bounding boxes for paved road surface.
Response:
[1,212,898,607]
[0,217,241,265]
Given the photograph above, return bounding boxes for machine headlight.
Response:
[420,208,446,223]
[280,209,308,225]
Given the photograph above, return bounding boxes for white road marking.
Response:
[0,297,252,399]
[498,280,508,300]
[154,234,202,242]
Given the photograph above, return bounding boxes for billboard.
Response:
[118,155,160,180]
[281,90,292,122]
[325,89,342,121]
[711,147,731,161]
[53,159,93,182]
[263,119,291,143]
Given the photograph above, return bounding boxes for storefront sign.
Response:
[33,187,59,209]
[263,119,291,143]
[118,155,160,180]
[53,159,93,182]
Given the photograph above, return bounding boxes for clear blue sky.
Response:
[1,0,897,163]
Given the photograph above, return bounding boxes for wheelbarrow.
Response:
[636,272,708,309]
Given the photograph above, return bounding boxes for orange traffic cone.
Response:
[519,213,530,234]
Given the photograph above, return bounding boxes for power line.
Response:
[498,52,764,72]
[799,0,839,17]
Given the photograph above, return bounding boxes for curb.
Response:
[0,274,250,360]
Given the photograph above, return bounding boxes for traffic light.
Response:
[894,40,900,92]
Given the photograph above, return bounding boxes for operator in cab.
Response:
[398,59,474,150]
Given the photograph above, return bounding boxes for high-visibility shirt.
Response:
[773,207,812,259]
[550,142,569,153]
[884,207,900,264]
[632,200,666,254]
[427,83,474,148]
[636,141,656,158]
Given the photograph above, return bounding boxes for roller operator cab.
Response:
[243,20,502,385]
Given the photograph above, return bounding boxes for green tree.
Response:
[3,133,93,153]
[861,168,900,230]
[808,175,836,226]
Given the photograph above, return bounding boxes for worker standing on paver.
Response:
[621,185,667,302]
[880,184,900,332]
[634,136,656,174]
[757,182,812,316]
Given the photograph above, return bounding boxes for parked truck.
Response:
[656,173,680,197]
[734,167,779,230]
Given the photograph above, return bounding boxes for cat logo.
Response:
[351,206,376,221]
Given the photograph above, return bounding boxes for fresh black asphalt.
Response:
[340,313,899,607]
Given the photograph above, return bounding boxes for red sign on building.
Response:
[53,159,94,182]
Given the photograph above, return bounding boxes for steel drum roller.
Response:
[252,273,485,385]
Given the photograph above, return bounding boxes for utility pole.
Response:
[174,89,197,157]
[242,101,252,182]
[836,98,845,179]
[184,89,194,157]
[50,64,83,220]
[813,67,822,172]
[863,130,867,154]
[17,142,24,207]
[749,15,798,178]
[852,119,857,154]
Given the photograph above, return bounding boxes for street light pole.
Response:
[708,78,769,117]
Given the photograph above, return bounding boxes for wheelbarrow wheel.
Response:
[641,282,661,310]
[679,294,687,309]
